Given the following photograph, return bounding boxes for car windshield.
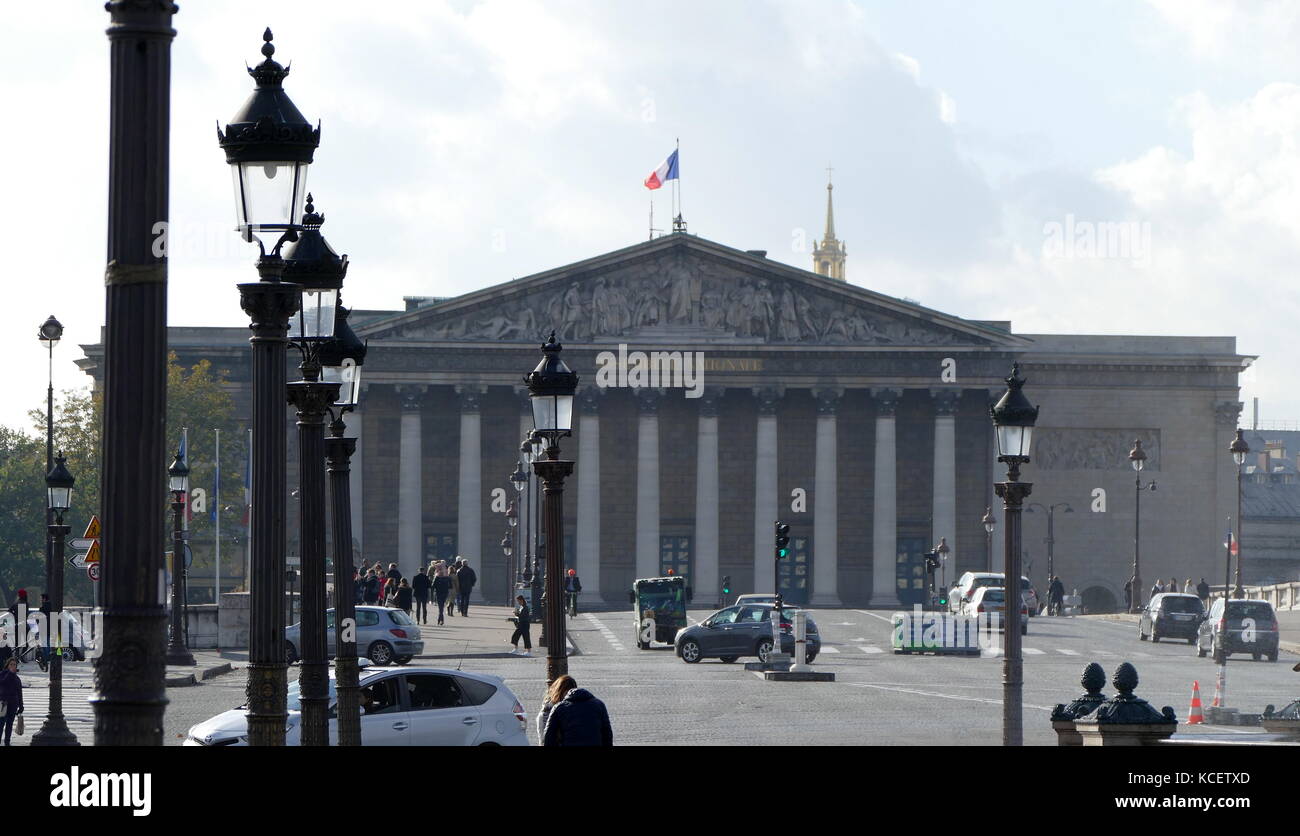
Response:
[640,590,684,611]
[981,589,1005,603]
[971,577,999,590]
[389,610,415,626]
[1160,596,1203,614]
[1227,603,1273,620]
[287,679,338,712]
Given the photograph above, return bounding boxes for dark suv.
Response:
[1138,593,1204,644]
[1196,598,1279,662]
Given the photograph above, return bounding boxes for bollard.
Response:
[1073,662,1177,746]
[790,610,811,673]
[1049,662,1107,746]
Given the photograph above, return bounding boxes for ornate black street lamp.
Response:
[1128,440,1157,613]
[524,334,578,685]
[521,437,544,622]
[322,302,366,746]
[94,0,178,746]
[283,198,345,747]
[1027,501,1072,597]
[31,454,78,746]
[38,316,62,603]
[218,28,320,746]
[504,500,518,601]
[990,363,1039,747]
[935,537,950,594]
[981,507,995,573]
[1230,429,1249,598]
[510,463,527,586]
[165,452,196,666]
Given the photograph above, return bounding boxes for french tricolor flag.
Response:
[644,149,680,190]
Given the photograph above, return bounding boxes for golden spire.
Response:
[813,167,846,280]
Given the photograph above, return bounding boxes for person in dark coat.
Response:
[361,571,381,605]
[1048,576,1065,616]
[393,579,413,614]
[542,684,613,747]
[509,595,532,656]
[535,674,576,745]
[564,569,582,616]
[447,562,460,618]
[412,567,432,624]
[1196,577,1211,605]
[432,562,451,625]
[1123,579,1133,612]
[0,657,23,746]
[456,560,477,616]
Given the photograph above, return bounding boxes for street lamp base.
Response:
[165,645,196,666]
[30,719,80,747]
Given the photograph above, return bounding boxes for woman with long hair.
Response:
[535,673,576,745]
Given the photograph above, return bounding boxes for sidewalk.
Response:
[410,603,575,659]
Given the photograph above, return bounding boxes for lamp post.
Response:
[94,0,177,746]
[524,333,578,685]
[981,507,995,573]
[322,303,366,746]
[218,29,319,745]
[505,500,518,601]
[284,197,345,747]
[1128,440,1157,613]
[31,454,78,746]
[510,463,527,586]
[523,436,545,623]
[935,537,950,594]
[1230,429,1249,597]
[38,316,62,605]
[989,363,1039,747]
[165,452,196,666]
[1027,502,1072,595]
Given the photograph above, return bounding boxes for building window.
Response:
[425,533,457,565]
[896,537,928,607]
[660,535,692,581]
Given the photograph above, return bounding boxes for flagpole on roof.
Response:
[215,427,221,605]
[674,137,682,230]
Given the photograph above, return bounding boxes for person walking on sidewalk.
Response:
[0,657,23,746]
[535,673,576,745]
[509,595,532,656]
[432,562,451,625]
[1196,577,1210,606]
[447,561,461,619]
[542,681,614,747]
[361,570,381,605]
[412,567,431,624]
[393,578,413,615]
[456,560,477,616]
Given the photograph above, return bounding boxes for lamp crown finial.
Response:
[248,27,289,86]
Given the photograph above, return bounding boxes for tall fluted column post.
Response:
[694,389,721,605]
[811,389,842,607]
[753,388,780,593]
[869,389,901,607]
[326,421,361,746]
[456,386,484,600]
[575,388,602,600]
[634,389,662,580]
[397,386,426,579]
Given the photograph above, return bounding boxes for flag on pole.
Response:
[643,149,680,190]
[1225,528,1238,556]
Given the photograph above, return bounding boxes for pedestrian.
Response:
[1196,577,1210,605]
[1183,578,1193,595]
[0,657,23,746]
[432,562,451,625]
[353,566,364,605]
[457,559,477,616]
[447,560,460,618]
[384,578,401,609]
[361,570,381,605]
[542,679,614,747]
[1123,579,1133,612]
[1169,578,1179,596]
[394,578,413,614]
[509,594,532,656]
[1149,580,1162,602]
[535,673,576,745]
[564,569,582,616]
[412,567,431,624]
[387,563,402,583]
[1048,575,1065,616]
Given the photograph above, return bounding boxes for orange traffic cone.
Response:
[1187,681,1204,725]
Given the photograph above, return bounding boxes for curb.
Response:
[200,662,233,680]
[166,661,235,688]
[165,673,196,688]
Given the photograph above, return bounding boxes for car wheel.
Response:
[1252,652,1261,661]
[1020,624,1027,636]
[636,639,650,650]
[1213,645,1226,664]
[680,639,702,664]
[756,638,774,663]
[396,655,414,665]
[1268,651,1278,663]
[1138,627,1147,641]
[718,655,738,664]
[805,652,817,664]
[1197,641,1207,658]
[285,642,298,664]
[1151,633,1160,643]
[367,641,395,665]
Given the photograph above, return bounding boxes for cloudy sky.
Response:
[1,0,1296,431]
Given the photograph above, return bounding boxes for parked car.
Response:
[184,665,529,746]
[1138,593,1203,644]
[963,586,1027,635]
[1196,598,1279,662]
[949,572,1036,616]
[674,603,820,664]
[285,606,423,666]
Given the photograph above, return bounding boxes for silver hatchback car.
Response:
[285,606,424,666]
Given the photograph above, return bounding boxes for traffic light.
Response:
[775,522,790,559]
[721,575,731,595]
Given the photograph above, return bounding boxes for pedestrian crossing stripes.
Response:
[858,645,884,654]
[582,613,626,652]
[1023,648,1045,655]
[1055,648,1079,655]
[818,646,839,653]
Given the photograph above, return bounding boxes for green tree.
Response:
[2,354,246,606]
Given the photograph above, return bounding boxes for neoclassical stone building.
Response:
[80,231,1251,610]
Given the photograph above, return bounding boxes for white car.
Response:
[185,665,529,746]
[948,572,1037,616]
[963,586,1028,635]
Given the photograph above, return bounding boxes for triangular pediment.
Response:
[357,236,1027,348]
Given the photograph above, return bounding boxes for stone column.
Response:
[634,389,662,580]
[932,389,960,577]
[576,387,602,598]
[348,385,366,561]
[397,386,426,580]
[457,385,484,602]
[694,388,722,606]
[811,388,842,607]
[753,388,781,593]
[869,388,901,607]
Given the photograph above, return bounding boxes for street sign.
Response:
[68,553,86,569]
[180,530,191,540]
[87,563,100,582]
[286,555,301,567]
[70,538,97,550]
[83,516,101,539]
[83,540,101,565]
[184,543,193,569]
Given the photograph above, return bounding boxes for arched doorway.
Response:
[1080,585,1118,615]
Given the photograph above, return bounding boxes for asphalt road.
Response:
[16,608,1300,745]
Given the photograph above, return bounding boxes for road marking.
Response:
[1023,648,1044,655]
[1055,648,1079,655]
[582,613,626,653]
[853,610,896,624]
[819,646,840,653]
[846,682,1055,712]
[859,646,884,654]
